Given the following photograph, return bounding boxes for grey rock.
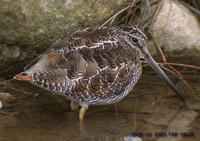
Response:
[0,92,13,102]
[124,136,142,141]
[149,0,200,66]
[151,0,200,50]
[0,0,126,77]
[0,101,3,109]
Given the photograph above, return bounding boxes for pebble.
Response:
[124,136,142,141]
[0,101,3,109]
[0,92,13,102]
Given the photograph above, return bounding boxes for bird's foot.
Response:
[70,101,79,112]
[79,106,88,122]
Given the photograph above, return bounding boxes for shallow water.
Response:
[0,73,199,141]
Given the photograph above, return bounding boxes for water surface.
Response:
[0,73,199,141]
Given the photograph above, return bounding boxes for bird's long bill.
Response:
[142,48,185,101]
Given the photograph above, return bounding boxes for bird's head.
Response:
[120,26,185,101]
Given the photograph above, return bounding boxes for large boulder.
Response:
[150,0,200,65]
[0,0,126,78]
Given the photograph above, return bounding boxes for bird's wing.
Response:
[25,27,139,97]
[49,27,136,79]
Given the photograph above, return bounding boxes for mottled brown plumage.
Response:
[14,26,185,120]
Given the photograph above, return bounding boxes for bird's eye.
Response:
[131,37,138,44]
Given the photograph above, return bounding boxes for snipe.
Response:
[14,26,185,121]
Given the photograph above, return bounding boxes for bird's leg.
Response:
[70,101,79,111]
[79,104,88,121]
[79,107,87,121]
